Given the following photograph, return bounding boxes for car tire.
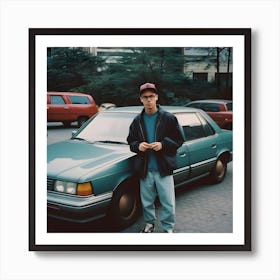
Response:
[63,121,72,127]
[109,179,141,230]
[77,116,88,127]
[209,156,227,184]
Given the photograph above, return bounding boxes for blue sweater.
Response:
[143,112,159,171]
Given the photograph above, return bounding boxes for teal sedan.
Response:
[47,106,232,229]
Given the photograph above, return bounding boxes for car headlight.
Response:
[54,181,93,196]
[54,181,77,194]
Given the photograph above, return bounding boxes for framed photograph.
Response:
[29,28,251,251]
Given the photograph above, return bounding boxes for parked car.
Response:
[47,106,232,229]
[47,92,98,127]
[98,103,116,111]
[185,100,233,130]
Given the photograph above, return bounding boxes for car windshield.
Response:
[73,112,136,144]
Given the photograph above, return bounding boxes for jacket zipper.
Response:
[154,115,161,141]
[139,121,147,176]
[154,115,161,172]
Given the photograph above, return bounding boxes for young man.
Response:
[127,83,184,233]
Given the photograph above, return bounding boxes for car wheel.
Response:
[109,179,141,230]
[63,121,72,127]
[209,157,227,184]
[77,117,88,127]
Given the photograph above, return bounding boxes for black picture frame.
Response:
[29,28,251,251]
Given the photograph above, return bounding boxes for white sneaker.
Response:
[140,223,154,233]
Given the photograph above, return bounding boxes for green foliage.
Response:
[47,48,104,92]
[47,47,231,106]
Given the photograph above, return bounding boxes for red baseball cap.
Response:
[139,83,157,94]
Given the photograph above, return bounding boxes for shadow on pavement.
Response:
[47,216,117,233]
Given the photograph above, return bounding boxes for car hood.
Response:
[47,140,134,181]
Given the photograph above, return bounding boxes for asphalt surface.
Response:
[47,122,232,233]
[122,165,232,233]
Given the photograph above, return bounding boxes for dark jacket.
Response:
[127,106,184,178]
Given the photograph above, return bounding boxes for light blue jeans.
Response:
[140,171,175,231]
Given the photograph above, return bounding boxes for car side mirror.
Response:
[72,130,77,138]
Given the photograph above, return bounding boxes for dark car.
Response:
[47,106,233,229]
[185,100,233,130]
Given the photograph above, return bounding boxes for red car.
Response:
[185,100,232,130]
[47,92,98,127]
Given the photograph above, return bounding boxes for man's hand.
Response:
[150,142,162,152]
[139,142,150,152]
[139,142,163,152]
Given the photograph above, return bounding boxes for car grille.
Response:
[47,178,55,191]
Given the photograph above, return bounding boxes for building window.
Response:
[193,72,208,82]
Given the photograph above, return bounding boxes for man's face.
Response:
[140,90,158,109]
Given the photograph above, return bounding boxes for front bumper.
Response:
[47,191,113,223]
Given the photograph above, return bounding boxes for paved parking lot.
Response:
[122,162,232,233]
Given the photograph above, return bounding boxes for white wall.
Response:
[1,1,279,280]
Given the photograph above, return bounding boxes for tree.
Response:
[207,47,232,99]
[73,47,189,106]
[47,48,105,92]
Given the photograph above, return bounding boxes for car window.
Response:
[226,102,233,111]
[201,103,220,112]
[68,95,90,104]
[176,113,206,141]
[50,95,65,105]
[187,103,201,109]
[197,113,215,136]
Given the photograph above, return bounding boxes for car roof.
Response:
[47,92,91,96]
[100,106,201,114]
[187,99,232,104]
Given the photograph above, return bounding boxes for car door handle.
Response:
[211,143,217,148]
[64,106,69,109]
[179,152,186,157]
